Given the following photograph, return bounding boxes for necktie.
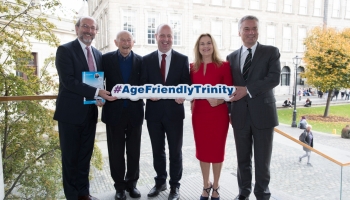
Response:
[86,46,95,72]
[242,48,252,81]
[161,54,166,83]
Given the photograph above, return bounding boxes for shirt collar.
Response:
[158,49,172,57]
[77,38,89,50]
[242,42,258,55]
[117,50,133,60]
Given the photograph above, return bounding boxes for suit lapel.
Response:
[166,50,176,85]
[73,39,89,71]
[112,51,124,83]
[248,42,262,77]
[91,47,101,71]
[151,51,163,83]
[128,52,138,84]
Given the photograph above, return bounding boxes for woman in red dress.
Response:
[190,33,233,200]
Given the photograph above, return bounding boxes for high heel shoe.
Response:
[210,186,220,200]
[199,182,212,200]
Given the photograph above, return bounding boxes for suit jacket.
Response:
[227,43,281,129]
[101,50,144,127]
[54,39,102,125]
[141,50,191,121]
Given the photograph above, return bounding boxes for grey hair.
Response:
[75,16,99,30]
[238,15,259,30]
[306,124,312,129]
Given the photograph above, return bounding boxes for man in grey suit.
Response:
[227,15,281,200]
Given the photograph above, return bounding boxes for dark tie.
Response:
[161,54,166,83]
[242,48,252,81]
[86,46,95,72]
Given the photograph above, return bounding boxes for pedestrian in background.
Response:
[299,124,314,166]
[299,116,307,129]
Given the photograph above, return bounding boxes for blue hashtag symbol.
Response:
[114,85,122,93]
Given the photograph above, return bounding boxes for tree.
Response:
[303,27,350,117]
[0,0,102,199]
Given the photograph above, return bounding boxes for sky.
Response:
[60,0,82,12]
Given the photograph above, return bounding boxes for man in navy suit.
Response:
[141,24,191,200]
[54,16,116,200]
[227,15,281,200]
[101,30,144,200]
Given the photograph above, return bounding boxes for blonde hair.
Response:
[192,33,222,72]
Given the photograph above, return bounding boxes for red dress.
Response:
[190,62,233,163]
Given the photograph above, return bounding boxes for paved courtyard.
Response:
[90,95,350,200]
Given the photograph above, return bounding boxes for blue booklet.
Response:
[82,71,105,104]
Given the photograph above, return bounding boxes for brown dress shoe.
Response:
[78,195,99,200]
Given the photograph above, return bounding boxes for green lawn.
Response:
[277,104,350,135]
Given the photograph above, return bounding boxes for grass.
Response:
[277,104,350,135]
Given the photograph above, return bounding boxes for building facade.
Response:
[89,0,350,95]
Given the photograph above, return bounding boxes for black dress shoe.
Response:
[126,187,141,198]
[78,195,99,200]
[234,194,249,200]
[147,183,167,197]
[115,189,126,200]
[168,187,180,200]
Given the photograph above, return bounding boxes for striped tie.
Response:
[242,48,252,81]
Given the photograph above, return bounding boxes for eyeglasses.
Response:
[80,24,97,31]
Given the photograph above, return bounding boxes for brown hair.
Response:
[192,33,222,72]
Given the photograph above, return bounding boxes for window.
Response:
[281,66,290,86]
[231,22,241,49]
[122,10,137,39]
[267,0,277,11]
[299,0,307,15]
[169,14,182,46]
[147,12,159,44]
[284,0,293,13]
[314,0,322,16]
[346,0,350,18]
[212,0,223,6]
[193,20,202,46]
[332,0,341,17]
[282,26,292,51]
[231,0,243,8]
[266,25,276,46]
[250,0,260,9]
[297,27,306,52]
[104,12,108,46]
[211,21,222,48]
[297,66,305,85]
[16,52,38,80]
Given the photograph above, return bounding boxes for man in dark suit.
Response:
[226,15,281,200]
[54,16,117,200]
[101,30,144,200]
[140,24,191,200]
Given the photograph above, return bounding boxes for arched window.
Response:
[297,66,305,85]
[281,66,290,86]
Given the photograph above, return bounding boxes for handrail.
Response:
[1,96,349,167]
[274,127,350,167]
[0,95,57,102]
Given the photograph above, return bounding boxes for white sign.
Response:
[111,84,235,101]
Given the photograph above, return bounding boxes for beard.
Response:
[78,34,94,45]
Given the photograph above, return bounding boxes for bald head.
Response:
[116,30,134,41]
[155,24,173,53]
[114,30,134,57]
